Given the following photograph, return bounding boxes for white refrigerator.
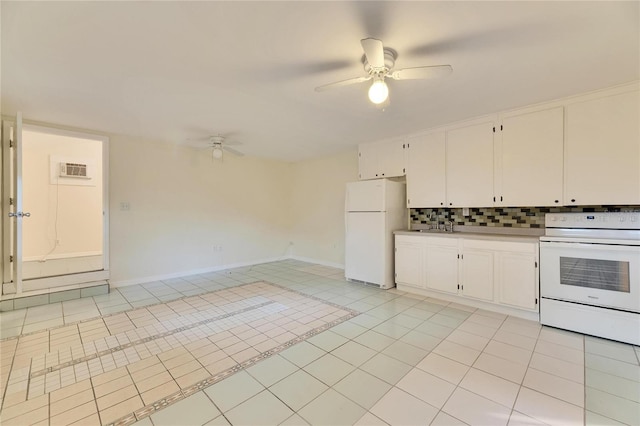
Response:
[345,179,407,289]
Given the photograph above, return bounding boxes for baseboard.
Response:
[109,256,288,288]
[288,255,344,270]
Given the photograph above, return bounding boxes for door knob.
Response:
[8,212,30,218]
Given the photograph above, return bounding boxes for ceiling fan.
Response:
[315,38,453,105]
[186,135,244,160]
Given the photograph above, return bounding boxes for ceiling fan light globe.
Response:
[368,80,389,104]
[212,147,223,159]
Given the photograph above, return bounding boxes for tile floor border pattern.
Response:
[1,277,360,344]
[1,277,362,425]
[108,311,358,426]
[29,300,277,379]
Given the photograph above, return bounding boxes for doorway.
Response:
[2,114,109,296]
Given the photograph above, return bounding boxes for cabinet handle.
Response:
[571,198,576,203]
[449,202,452,206]
[554,200,559,204]
[381,173,385,176]
[440,202,444,206]
[500,196,503,202]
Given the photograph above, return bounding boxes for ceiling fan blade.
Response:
[223,146,244,157]
[390,65,453,81]
[314,75,371,92]
[361,38,385,69]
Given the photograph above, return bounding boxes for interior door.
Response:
[2,113,24,294]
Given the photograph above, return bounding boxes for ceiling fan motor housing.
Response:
[363,48,397,75]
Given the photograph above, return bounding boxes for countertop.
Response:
[395,226,543,243]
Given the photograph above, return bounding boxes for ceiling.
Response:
[2,1,638,162]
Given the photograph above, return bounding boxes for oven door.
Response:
[540,241,640,313]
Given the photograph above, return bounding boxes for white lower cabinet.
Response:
[425,238,458,294]
[460,244,494,301]
[395,234,539,315]
[495,245,539,311]
[394,236,425,288]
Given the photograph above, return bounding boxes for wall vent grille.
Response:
[60,162,89,178]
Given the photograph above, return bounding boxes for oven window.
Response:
[560,257,630,292]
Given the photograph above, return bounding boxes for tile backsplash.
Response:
[410,205,640,228]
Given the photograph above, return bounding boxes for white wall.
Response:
[289,149,358,267]
[108,135,293,284]
[22,129,103,259]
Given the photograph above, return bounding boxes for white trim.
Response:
[288,255,344,270]
[1,280,108,301]
[109,256,288,288]
[21,270,109,292]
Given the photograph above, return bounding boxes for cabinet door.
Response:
[446,121,495,207]
[500,107,564,206]
[406,132,446,208]
[425,243,459,294]
[497,252,537,311]
[565,90,640,205]
[461,249,494,301]
[358,143,378,180]
[395,242,425,288]
[379,139,406,178]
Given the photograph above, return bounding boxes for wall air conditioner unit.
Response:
[59,162,90,179]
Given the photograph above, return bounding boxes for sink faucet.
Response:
[445,221,454,233]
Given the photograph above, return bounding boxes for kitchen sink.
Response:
[412,229,455,234]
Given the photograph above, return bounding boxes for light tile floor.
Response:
[1,260,639,425]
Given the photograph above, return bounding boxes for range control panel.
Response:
[545,212,640,229]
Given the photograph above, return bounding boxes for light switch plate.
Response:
[462,207,470,216]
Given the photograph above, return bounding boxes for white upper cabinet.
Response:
[565,89,640,205]
[406,132,446,208]
[358,139,406,180]
[497,106,564,207]
[446,119,496,207]
[358,142,379,180]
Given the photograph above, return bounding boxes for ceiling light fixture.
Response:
[212,146,223,159]
[368,77,389,104]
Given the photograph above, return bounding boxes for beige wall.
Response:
[5,123,359,286]
[289,149,358,267]
[108,135,293,284]
[22,129,103,259]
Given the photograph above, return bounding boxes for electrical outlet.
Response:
[119,202,130,211]
[462,207,470,216]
